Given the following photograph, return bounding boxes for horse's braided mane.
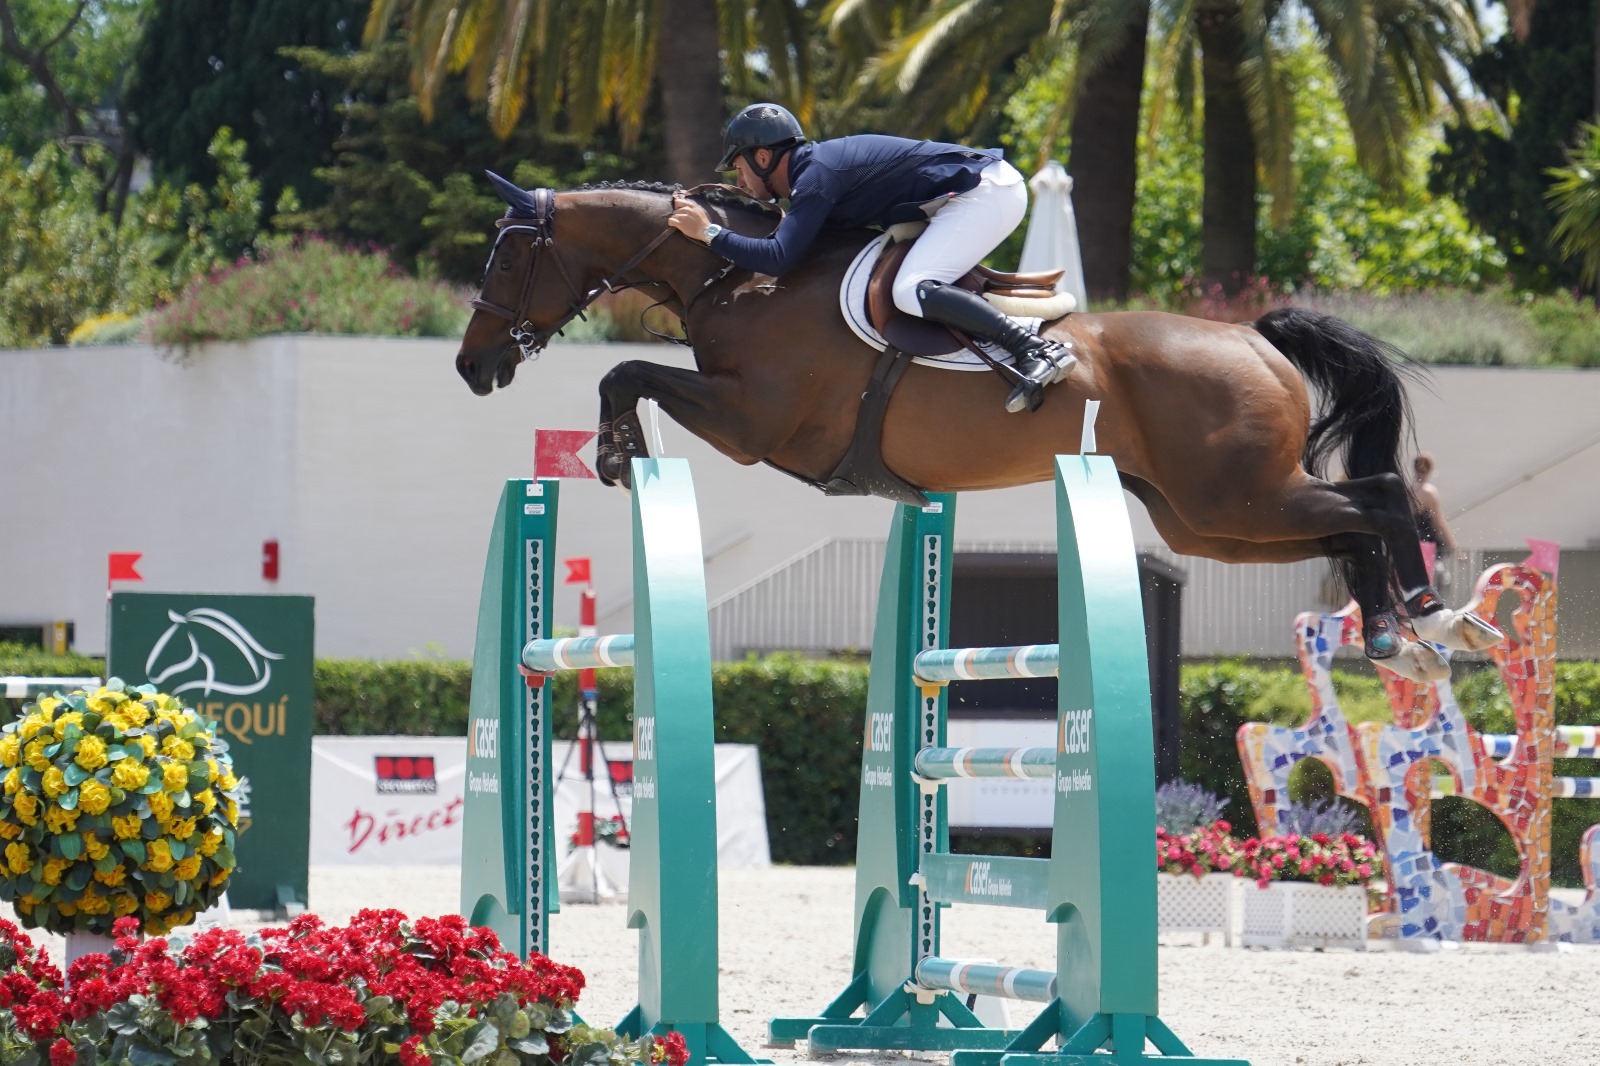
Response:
[578,179,781,219]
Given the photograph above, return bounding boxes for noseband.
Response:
[470,188,678,360]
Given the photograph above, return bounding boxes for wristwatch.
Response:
[703,223,723,244]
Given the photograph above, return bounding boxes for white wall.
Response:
[4,337,1597,659]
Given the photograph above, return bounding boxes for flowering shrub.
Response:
[0,682,241,936]
[1154,779,1231,834]
[1235,832,1379,889]
[145,236,470,354]
[1275,798,1365,838]
[0,911,693,1066]
[1155,821,1242,878]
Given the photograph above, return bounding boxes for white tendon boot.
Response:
[1412,608,1504,652]
[1372,641,1452,683]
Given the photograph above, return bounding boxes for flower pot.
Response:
[63,930,121,983]
[1157,872,1238,946]
[1241,881,1369,950]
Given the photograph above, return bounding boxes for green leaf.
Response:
[65,863,91,891]
[127,1042,179,1066]
[461,1022,502,1064]
[58,787,79,811]
[121,840,146,864]
[64,763,90,787]
[58,833,83,861]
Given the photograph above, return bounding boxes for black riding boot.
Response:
[916,281,1074,413]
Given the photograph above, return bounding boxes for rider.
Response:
[667,102,1074,414]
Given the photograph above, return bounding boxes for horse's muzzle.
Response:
[456,345,519,396]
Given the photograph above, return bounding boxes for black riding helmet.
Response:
[716,102,806,177]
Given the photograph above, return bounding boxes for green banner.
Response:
[107,592,313,912]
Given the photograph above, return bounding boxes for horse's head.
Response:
[145,607,284,698]
[457,174,784,396]
[456,174,585,396]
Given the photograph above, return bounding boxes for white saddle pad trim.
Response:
[840,234,1046,371]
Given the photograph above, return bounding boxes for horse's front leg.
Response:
[596,359,771,488]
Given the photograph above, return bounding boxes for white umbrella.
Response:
[1017,161,1088,311]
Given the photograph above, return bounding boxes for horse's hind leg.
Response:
[1325,475,1501,654]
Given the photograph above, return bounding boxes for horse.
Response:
[454,176,1502,682]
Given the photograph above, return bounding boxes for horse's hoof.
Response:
[1413,609,1504,652]
[1371,642,1451,683]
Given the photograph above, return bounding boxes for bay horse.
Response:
[455,176,1502,681]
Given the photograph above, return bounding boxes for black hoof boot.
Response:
[610,410,648,490]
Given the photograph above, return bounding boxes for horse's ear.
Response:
[486,170,540,218]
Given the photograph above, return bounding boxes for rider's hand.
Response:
[668,195,714,244]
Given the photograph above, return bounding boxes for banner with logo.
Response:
[310,738,772,871]
[107,593,313,911]
[311,737,466,864]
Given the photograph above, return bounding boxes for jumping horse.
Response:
[455,176,1502,681]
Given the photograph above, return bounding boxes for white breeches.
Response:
[892,159,1028,317]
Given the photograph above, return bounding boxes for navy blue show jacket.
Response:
[709,134,1003,277]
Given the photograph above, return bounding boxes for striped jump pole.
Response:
[1476,728,1600,760]
[769,455,1248,1066]
[459,458,765,1066]
[2,677,102,700]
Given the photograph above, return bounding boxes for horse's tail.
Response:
[1250,306,1419,482]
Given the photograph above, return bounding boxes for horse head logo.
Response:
[145,608,285,698]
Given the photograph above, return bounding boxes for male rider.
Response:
[666,102,1073,414]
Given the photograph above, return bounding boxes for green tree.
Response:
[1432,0,1597,291]
[0,129,263,346]
[818,0,1153,302]
[1146,0,1482,293]
[278,11,663,284]
[0,0,148,217]
[125,0,366,215]
[369,0,813,185]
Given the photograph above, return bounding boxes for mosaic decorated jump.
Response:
[1238,554,1600,944]
[459,458,764,1066]
[770,455,1248,1066]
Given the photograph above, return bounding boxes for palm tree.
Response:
[1547,121,1600,291]
[1148,0,1482,293]
[364,0,813,185]
[821,0,1153,303]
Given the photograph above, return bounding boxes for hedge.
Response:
[5,644,1598,880]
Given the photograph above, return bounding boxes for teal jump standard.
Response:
[768,455,1250,1066]
[459,459,765,1066]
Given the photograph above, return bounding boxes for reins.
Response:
[470,187,735,357]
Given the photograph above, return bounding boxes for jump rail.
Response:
[768,455,1247,1066]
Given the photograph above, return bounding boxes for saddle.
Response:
[865,222,1076,357]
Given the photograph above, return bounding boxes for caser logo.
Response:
[375,755,437,795]
[469,718,499,759]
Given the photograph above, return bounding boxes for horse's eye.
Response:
[499,259,514,271]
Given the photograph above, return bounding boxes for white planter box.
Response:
[1157,872,1238,946]
[1241,881,1369,950]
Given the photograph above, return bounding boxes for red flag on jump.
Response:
[564,557,592,585]
[1523,538,1561,577]
[534,428,599,480]
[108,553,143,583]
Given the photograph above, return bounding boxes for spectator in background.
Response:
[1412,452,1463,583]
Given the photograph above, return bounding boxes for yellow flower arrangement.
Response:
[0,679,241,936]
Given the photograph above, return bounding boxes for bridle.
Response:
[469,187,684,360]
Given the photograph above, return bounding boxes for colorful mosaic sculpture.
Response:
[1236,556,1600,943]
